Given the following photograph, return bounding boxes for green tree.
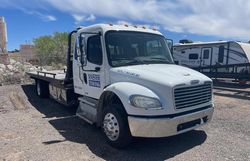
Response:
[33,32,68,67]
[52,32,68,65]
[33,35,55,66]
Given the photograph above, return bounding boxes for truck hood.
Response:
[110,64,211,87]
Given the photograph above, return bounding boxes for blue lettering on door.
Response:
[88,74,101,88]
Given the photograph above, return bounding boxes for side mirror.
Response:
[80,54,87,66]
[79,34,87,66]
[166,39,173,55]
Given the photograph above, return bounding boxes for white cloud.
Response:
[24,10,57,22]
[86,14,96,21]
[43,0,250,39]
[2,0,250,39]
[44,15,57,21]
[0,0,57,22]
[34,12,57,21]
[72,14,85,22]
[72,14,96,24]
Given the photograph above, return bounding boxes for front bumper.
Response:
[128,107,214,137]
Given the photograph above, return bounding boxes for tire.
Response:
[102,104,132,148]
[35,80,49,98]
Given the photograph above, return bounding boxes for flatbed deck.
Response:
[27,70,76,106]
[27,70,66,84]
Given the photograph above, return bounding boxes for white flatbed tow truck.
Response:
[27,24,214,148]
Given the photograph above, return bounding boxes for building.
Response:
[20,44,37,64]
[0,16,7,53]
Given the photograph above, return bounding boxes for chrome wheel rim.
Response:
[37,82,41,96]
[103,113,120,141]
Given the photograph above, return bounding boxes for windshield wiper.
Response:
[124,59,144,65]
[113,57,172,67]
[135,57,171,64]
[149,58,171,64]
[113,59,144,66]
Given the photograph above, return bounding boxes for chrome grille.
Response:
[174,84,212,109]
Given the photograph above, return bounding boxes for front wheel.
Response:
[102,104,132,148]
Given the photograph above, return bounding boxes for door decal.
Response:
[88,74,101,88]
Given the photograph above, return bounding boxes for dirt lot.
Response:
[0,83,250,161]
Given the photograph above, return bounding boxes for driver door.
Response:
[73,33,105,99]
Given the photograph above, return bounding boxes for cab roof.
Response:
[77,23,162,36]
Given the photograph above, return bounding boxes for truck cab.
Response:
[28,24,214,148]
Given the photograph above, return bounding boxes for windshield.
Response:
[105,31,174,67]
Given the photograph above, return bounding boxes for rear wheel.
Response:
[35,80,49,98]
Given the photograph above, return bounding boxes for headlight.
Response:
[130,95,162,109]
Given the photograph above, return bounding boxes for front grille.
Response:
[174,84,212,109]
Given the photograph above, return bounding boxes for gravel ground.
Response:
[0,83,249,161]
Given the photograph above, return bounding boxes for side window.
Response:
[87,36,102,65]
[203,49,210,59]
[189,53,199,60]
[218,45,224,63]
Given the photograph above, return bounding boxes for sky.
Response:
[0,0,250,51]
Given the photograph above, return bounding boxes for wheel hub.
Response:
[103,113,120,141]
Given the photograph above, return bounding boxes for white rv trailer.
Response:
[173,41,250,68]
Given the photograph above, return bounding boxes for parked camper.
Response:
[173,41,250,68]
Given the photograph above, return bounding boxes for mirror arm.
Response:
[166,38,174,55]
